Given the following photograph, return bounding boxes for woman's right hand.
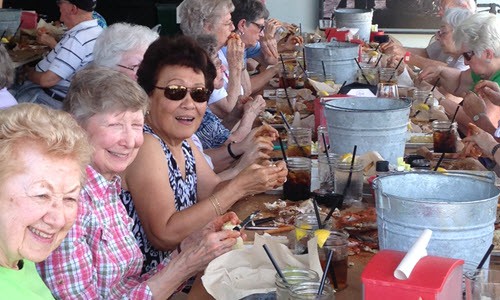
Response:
[231,160,288,196]
[475,80,500,106]
[418,65,443,83]
[226,36,245,73]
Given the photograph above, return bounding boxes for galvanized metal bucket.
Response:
[304,41,359,84]
[373,172,500,272]
[323,97,411,164]
[334,9,373,42]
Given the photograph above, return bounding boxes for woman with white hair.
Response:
[436,8,473,70]
[0,45,17,108]
[419,13,500,135]
[92,22,159,80]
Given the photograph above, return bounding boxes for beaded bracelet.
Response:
[491,144,500,158]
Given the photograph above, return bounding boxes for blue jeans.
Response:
[10,81,63,110]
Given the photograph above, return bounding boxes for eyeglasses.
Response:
[250,21,265,33]
[117,64,140,72]
[154,85,211,103]
[436,29,449,37]
[462,50,475,61]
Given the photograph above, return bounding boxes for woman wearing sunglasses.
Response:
[120,36,287,274]
[418,13,500,135]
[37,66,243,299]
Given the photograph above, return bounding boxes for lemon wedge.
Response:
[314,229,331,248]
[295,224,312,241]
[436,167,447,173]
[1,37,8,44]
[318,90,329,97]
[414,103,430,111]
[340,153,353,163]
[324,80,335,87]
[407,122,413,131]
[368,50,379,57]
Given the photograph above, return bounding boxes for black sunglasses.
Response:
[462,50,475,61]
[251,21,265,33]
[154,85,211,103]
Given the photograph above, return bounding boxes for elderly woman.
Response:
[0,45,17,108]
[0,103,91,298]
[121,35,287,273]
[179,0,248,117]
[37,66,242,298]
[419,13,500,135]
[92,22,159,80]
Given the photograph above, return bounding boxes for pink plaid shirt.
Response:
[37,165,166,299]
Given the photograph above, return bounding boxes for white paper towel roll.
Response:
[394,229,433,280]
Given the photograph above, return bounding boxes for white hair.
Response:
[442,8,473,28]
[453,13,500,57]
[93,23,159,68]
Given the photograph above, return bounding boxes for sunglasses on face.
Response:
[462,50,475,61]
[251,21,265,33]
[154,85,211,103]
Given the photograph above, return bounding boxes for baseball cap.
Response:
[66,0,97,12]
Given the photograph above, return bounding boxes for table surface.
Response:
[8,47,47,68]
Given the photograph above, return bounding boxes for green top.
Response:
[0,260,54,299]
[471,70,500,89]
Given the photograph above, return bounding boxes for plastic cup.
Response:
[465,269,500,300]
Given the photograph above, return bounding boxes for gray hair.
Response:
[64,66,149,125]
[93,22,159,68]
[0,45,14,89]
[453,13,500,57]
[442,8,473,28]
[179,0,235,37]
[194,34,219,57]
[0,103,92,185]
[443,0,476,13]
[231,0,270,28]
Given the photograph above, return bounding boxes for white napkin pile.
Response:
[202,233,323,300]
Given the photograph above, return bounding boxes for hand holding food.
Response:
[462,123,497,158]
[462,91,487,120]
[418,65,443,83]
[379,40,406,57]
[475,80,500,106]
[226,33,245,71]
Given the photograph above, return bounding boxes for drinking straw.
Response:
[0,30,6,41]
[312,199,323,229]
[413,78,441,118]
[321,132,334,178]
[279,111,307,157]
[262,244,288,284]
[354,58,371,85]
[297,61,307,80]
[477,244,494,270]
[278,137,289,165]
[302,48,306,70]
[450,104,460,125]
[387,56,404,82]
[321,61,327,81]
[433,152,446,171]
[318,249,336,295]
[299,23,302,36]
[367,44,381,64]
[279,54,294,112]
[341,145,358,197]
[374,54,383,67]
[340,81,347,91]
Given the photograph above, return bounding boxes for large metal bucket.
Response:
[373,172,500,271]
[334,9,373,42]
[304,41,359,84]
[324,97,411,164]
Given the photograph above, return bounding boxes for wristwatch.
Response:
[473,112,487,122]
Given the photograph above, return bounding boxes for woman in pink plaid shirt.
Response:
[37,66,243,299]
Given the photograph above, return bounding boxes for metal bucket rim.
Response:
[373,171,500,204]
[334,8,373,14]
[324,98,411,112]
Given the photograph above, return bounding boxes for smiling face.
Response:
[0,144,81,268]
[148,65,207,145]
[83,110,144,180]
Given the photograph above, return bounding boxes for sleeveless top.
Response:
[120,124,197,274]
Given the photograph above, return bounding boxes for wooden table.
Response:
[189,193,374,299]
[8,47,47,68]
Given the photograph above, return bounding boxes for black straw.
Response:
[450,104,460,125]
[367,44,381,64]
[321,61,327,81]
[321,132,334,179]
[374,54,383,67]
[388,56,404,82]
[262,244,288,284]
[413,78,441,118]
[433,153,446,171]
[279,112,307,157]
[312,199,323,229]
[354,58,371,85]
[279,55,294,112]
[318,249,336,294]
[278,137,288,165]
[477,244,494,270]
[342,145,358,196]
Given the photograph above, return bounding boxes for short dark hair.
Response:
[137,35,216,96]
[231,0,269,28]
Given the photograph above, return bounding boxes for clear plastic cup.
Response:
[275,268,320,300]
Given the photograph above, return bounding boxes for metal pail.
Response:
[373,172,500,271]
[324,97,411,164]
[334,9,373,42]
[304,41,359,84]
